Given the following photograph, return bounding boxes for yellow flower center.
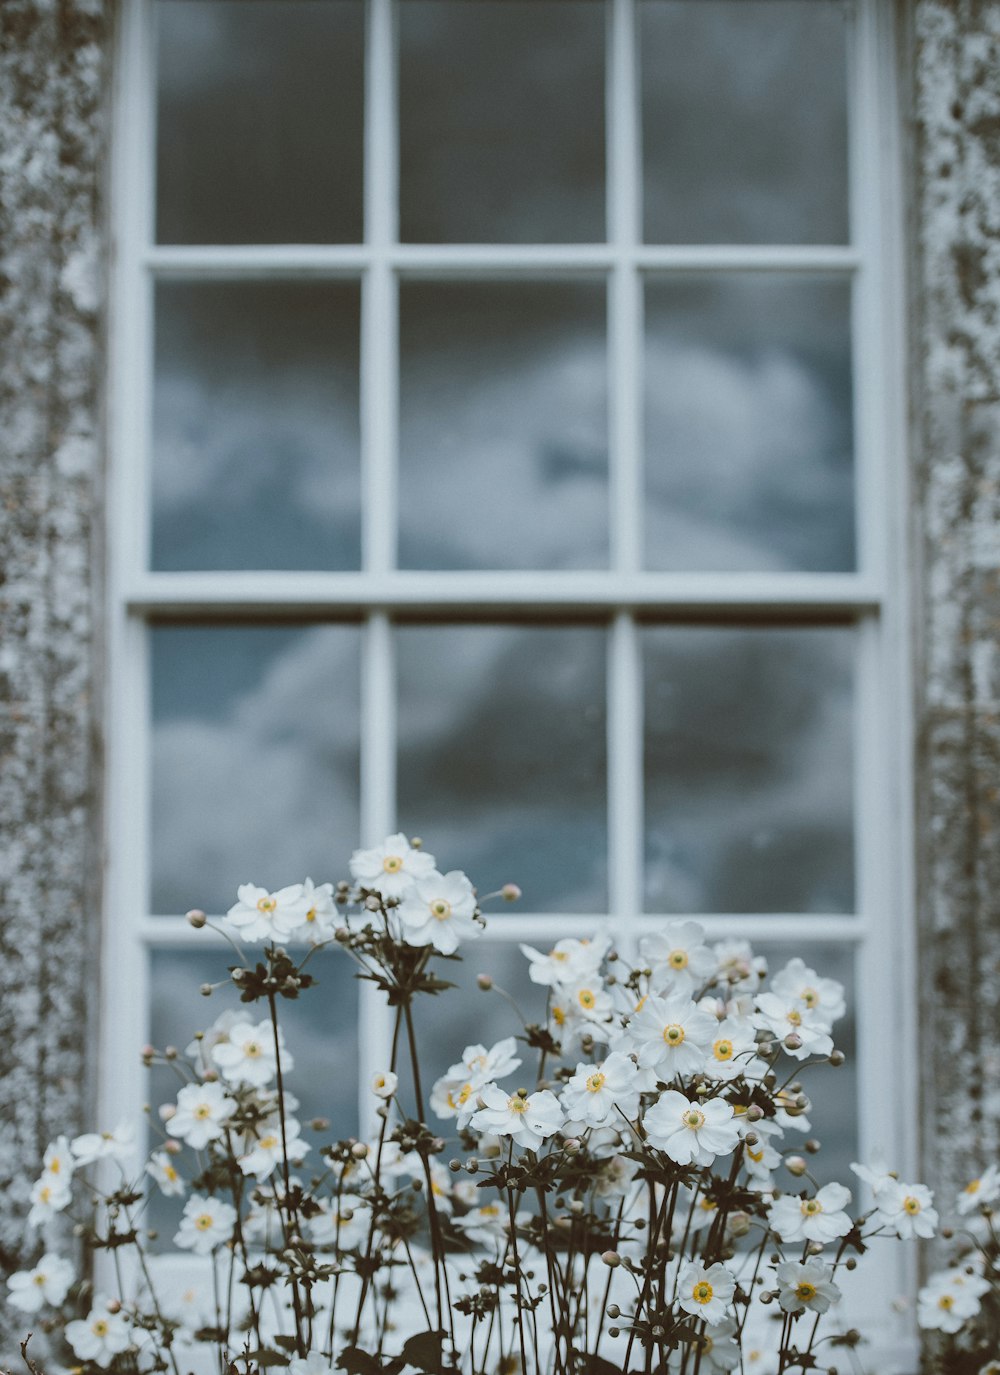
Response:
[92,1320,109,1337]
[306,907,317,922]
[903,1195,921,1214]
[195,1214,214,1231]
[965,1178,981,1194]
[382,855,403,874]
[683,1108,706,1130]
[578,988,596,1010]
[585,1072,606,1093]
[552,950,569,962]
[552,1006,566,1026]
[795,1282,817,1302]
[663,1023,685,1045]
[258,1135,279,1151]
[430,899,452,921]
[668,949,689,969]
[801,1199,823,1216]
[748,1145,765,1163]
[256,896,276,914]
[507,1096,529,1114]
[699,1198,717,1213]
[38,1185,52,1203]
[938,1294,953,1311]
[165,1164,178,1181]
[244,1041,262,1058]
[33,1274,46,1286]
[787,1009,802,1026]
[48,1159,61,1174]
[801,987,819,1008]
[194,1104,212,1119]
[713,1039,734,1061]
[691,1281,714,1304]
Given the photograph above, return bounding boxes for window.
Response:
[104,0,914,1353]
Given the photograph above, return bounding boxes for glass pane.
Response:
[153,282,361,572]
[399,282,608,570]
[641,0,849,244]
[644,276,854,572]
[643,627,854,912]
[151,625,361,914]
[147,946,359,1235]
[397,626,608,911]
[156,0,364,244]
[399,0,605,243]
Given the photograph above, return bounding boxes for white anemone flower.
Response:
[768,1183,853,1244]
[166,1081,237,1149]
[703,1016,763,1082]
[469,1084,563,1150]
[676,1261,736,1325]
[225,882,308,942]
[643,1090,739,1167]
[40,1135,75,1189]
[453,1201,508,1247]
[27,1176,72,1228]
[771,957,846,1024]
[639,921,716,995]
[309,1194,368,1250]
[174,1194,238,1255]
[560,1051,642,1129]
[350,832,436,899]
[917,1268,985,1332]
[626,993,716,1076]
[451,1036,522,1086]
[743,1126,783,1184]
[372,1070,398,1098]
[957,1163,1000,1214]
[65,1305,132,1366]
[396,869,480,953]
[292,877,337,944]
[519,935,609,987]
[212,1018,289,1088]
[146,1150,186,1197]
[7,1253,75,1312]
[549,977,615,1046]
[752,992,833,1060]
[430,1073,480,1123]
[775,1260,842,1314]
[70,1121,135,1166]
[873,1180,938,1239]
[713,939,767,993]
[667,1316,740,1372]
[850,1155,896,1195]
[673,1188,720,1236]
[594,1152,640,1199]
[185,1008,249,1065]
[239,1119,309,1181]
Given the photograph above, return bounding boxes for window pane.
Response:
[644,276,854,572]
[643,627,854,912]
[398,626,608,911]
[641,0,849,244]
[156,0,364,244]
[152,282,361,572]
[399,282,608,570]
[151,625,361,914]
[399,0,605,243]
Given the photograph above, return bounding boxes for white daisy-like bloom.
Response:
[775,1259,842,1314]
[40,1135,75,1189]
[185,1007,249,1065]
[768,1183,853,1244]
[873,1179,938,1239]
[166,1080,237,1149]
[549,977,615,1046]
[639,921,716,995]
[146,1150,186,1197]
[350,832,436,900]
[239,1118,310,1181]
[743,1124,783,1185]
[917,1268,984,1332]
[27,1176,72,1228]
[676,1260,736,1326]
[371,1070,398,1099]
[308,1194,368,1250]
[291,877,337,944]
[396,869,480,954]
[560,1051,642,1129]
[519,935,609,987]
[452,1201,508,1247]
[452,1036,522,1086]
[957,1163,1000,1215]
[70,1121,135,1167]
[212,1018,289,1088]
[752,992,834,1061]
[469,1083,563,1150]
[430,1073,480,1124]
[702,1016,763,1082]
[65,1304,132,1366]
[667,1315,740,1373]
[174,1194,238,1255]
[7,1253,75,1312]
[593,1152,640,1199]
[771,957,846,1024]
[713,939,767,992]
[850,1154,895,1195]
[626,992,717,1075]
[289,1355,337,1375]
[673,1188,721,1236]
[224,882,308,943]
[643,1090,739,1167]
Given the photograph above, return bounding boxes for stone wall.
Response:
[0,0,112,1352]
[911,0,1000,1216]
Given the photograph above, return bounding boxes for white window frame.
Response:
[103,0,917,1364]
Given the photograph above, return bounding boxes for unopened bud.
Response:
[140,1044,155,1065]
[805,1138,820,1154]
[365,895,381,911]
[186,909,207,929]
[200,983,213,997]
[164,1139,182,1155]
[564,1138,581,1154]
[607,1304,620,1319]
[106,1299,121,1314]
[310,1118,330,1132]
[745,1131,759,1147]
[158,1104,176,1122]
[203,1068,219,1082]
[335,926,351,943]
[845,1257,857,1270]
[608,1328,620,1339]
[829,1049,845,1067]
[785,1156,808,1176]
[728,1211,751,1237]
[164,1045,178,1060]
[466,1159,479,1174]
[449,1159,462,1172]
[501,884,521,903]
[476,973,493,991]
[351,1142,369,1160]
[783,1032,803,1051]
[746,1104,764,1122]
[807,1240,824,1256]
[601,1251,621,1268]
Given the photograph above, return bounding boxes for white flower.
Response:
[519,935,609,987]
[626,993,716,1075]
[550,977,615,1045]
[643,1090,739,1167]
[743,1125,783,1184]
[239,1119,310,1181]
[65,1305,132,1366]
[775,1260,842,1314]
[40,1135,75,1189]
[768,1183,853,1244]
[212,1018,289,1088]
[676,1261,736,1325]
[469,1084,563,1150]
[292,878,337,943]
[166,1081,237,1149]
[350,833,436,899]
[146,1150,186,1197]
[873,1179,938,1239]
[640,922,716,995]
[309,1195,368,1250]
[560,1052,642,1129]
[396,869,480,954]
[70,1121,135,1166]
[290,1355,337,1375]
[703,1016,763,1082]
[430,1073,480,1123]
[594,1152,640,1199]
[771,958,846,1024]
[225,882,308,942]
[673,1188,721,1236]
[445,1037,522,1094]
[372,1070,398,1098]
[713,939,767,993]
[957,1164,1000,1215]
[452,1201,507,1247]
[27,1175,72,1228]
[850,1155,895,1195]
[668,1316,740,1372]
[7,1254,75,1312]
[174,1194,238,1254]
[752,992,833,1060]
[917,1268,985,1332]
[185,1007,248,1064]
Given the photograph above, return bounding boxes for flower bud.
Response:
[807,1240,824,1256]
[449,1159,462,1172]
[785,1155,808,1176]
[783,1032,803,1051]
[186,909,207,929]
[608,1328,620,1339]
[746,1104,764,1122]
[601,1251,621,1268]
[351,1142,369,1160]
[365,895,381,912]
[563,1138,581,1154]
[829,1049,845,1066]
[501,884,521,903]
[745,1131,759,1147]
[310,1118,330,1132]
[335,926,351,942]
[200,984,213,998]
[203,1069,219,1082]
[805,1138,820,1154]
[607,1305,620,1319]
[466,1159,479,1174]
[159,1104,176,1122]
[164,1139,182,1155]
[476,974,493,991]
[141,1044,155,1065]
[106,1299,121,1314]
[164,1045,178,1060]
[728,1211,752,1237]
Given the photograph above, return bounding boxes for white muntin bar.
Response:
[607,614,644,960]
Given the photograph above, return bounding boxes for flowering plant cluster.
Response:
[8,836,934,1375]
